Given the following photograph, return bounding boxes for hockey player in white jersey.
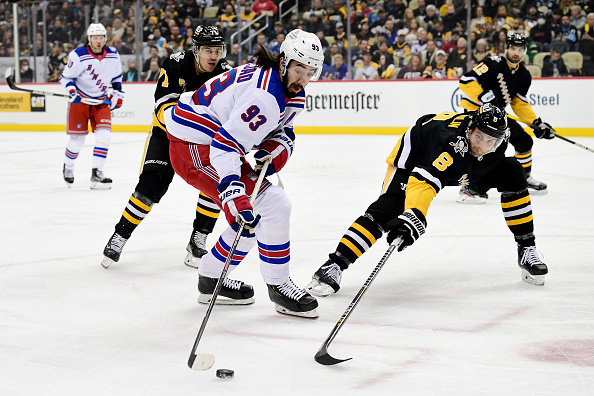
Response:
[165,29,323,318]
[60,23,124,189]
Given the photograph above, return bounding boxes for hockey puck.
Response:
[216,369,234,379]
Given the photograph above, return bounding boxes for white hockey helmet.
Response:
[280,29,324,81]
[87,23,107,43]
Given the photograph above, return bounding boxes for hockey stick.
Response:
[5,68,111,105]
[314,237,403,366]
[507,114,594,154]
[188,160,270,371]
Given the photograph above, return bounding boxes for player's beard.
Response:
[282,79,304,98]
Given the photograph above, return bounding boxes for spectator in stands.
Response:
[441,28,461,54]
[393,29,412,66]
[268,21,286,43]
[351,39,369,64]
[411,28,429,54]
[112,17,125,40]
[48,19,69,45]
[415,0,428,20]
[179,0,201,20]
[473,38,492,63]
[180,17,193,38]
[378,53,397,79]
[423,49,448,79]
[493,29,508,55]
[542,48,570,77]
[268,33,285,53]
[250,33,268,56]
[354,49,379,79]
[69,19,86,46]
[328,1,346,28]
[446,36,469,74]
[143,45,163,72]
[218,4,237,34]
[322,53,350,79]
[167,25,183,45]
[507,0,524,18]
[397,53,425,79]
[371,8,390,29]
[373,41,395,65]
[144,34,164,58]
[334,22,349,53]
[0,43,6,58]
[443,4,463,32]
[428,19,447,49]
[357,19,373,44]
[304,0,328,20]
[580,13,594,75]
[551,9,564,32]
[422,5,440,30]
[19,59,34,82]
[388,0,406,21]
[48,43,67,82]
[421,39,438,66]
[145,59,161,81]
[531,14,553,52]
[181,27,194,51]
[554,14,579,50]
[494,5,515,31]
[226,43,240,67]
[113,36,132,55]
[317,30,330,50]
[143,16,157,41]
[123,60,140,82]
[252,0,277,17]
[324,43,341,66]
[384,19,398,45]
[471,5,487,33]
[305,12,326,35]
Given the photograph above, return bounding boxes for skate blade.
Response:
[184,252,200,268]
[198,294,255,305]
[90,181,112,190]
[65,181,73,188]
[275,304,319,319]
[528,188,548,195]
[521,269,545,286]
[101,256,114,269]
[305,278,335,297]
[456,194,487,204]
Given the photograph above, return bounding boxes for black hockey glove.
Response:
[532,118,556,140]
[386,208,427,252]
[478,90,500,107]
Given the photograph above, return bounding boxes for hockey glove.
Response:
[109,90,125,111]
[217,178,260,229]
[532,118,556,140]
[479,90,498,106]
[386,208,427,252]
[254,129,295,176]
[67,90,82,104]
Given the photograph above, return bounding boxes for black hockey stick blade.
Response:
[5,68,16,89]
[314,344,352,365]
[188,351,215,370]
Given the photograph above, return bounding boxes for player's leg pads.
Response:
[268,278,319,319]
[185,230,209,268]
[457,184,488,204]
[197,275,255,305]
[102,232,128,268]
[518,245,548,286]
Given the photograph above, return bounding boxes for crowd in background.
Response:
[0,0,593,82]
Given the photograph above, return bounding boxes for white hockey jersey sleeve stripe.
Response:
[212,126,247,155]
[174,101,221,137]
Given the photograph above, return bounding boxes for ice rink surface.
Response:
[1,131,593,395]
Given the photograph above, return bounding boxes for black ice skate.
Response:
[184,230,208,268]
[526,175,548,194]
[518,245,548,286]
[63,164,74,188]
[90,168,112,190]
[457,185,488,204]
[268,278,319,319]
[198,275,255,305]
[306,259,343,297]
[101,232,128,268]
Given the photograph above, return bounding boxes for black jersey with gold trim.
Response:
[459,55,537,123]
[153,51,232,127]
[386,111,508,213]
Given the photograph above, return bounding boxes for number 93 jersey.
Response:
[165,63,305,182]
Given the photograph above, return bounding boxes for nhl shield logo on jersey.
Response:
[449,136,469,157]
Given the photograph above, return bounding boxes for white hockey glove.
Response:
[479,90,497,105]
[532,118,556,140]
[67,89,82,104]
[217,177,260,229]
[386,209,426,252]
[109,90,125,111]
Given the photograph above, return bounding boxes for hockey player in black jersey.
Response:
[307,104,549,296]
[457,33,556,203]
[102,26,231,269]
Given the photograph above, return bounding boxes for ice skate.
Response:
[90,168,112,190]
[268,278,319,319]
[102,232,128,268]
[306,259,343,297]
[526,175,548,194]
[518,245,548,286]
[63,164,74,188]
[198,275,255,305]
[457,185,488,204]
[184,230,208,268]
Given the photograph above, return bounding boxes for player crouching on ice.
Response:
[307,104,549,297]
[165,30,324,318]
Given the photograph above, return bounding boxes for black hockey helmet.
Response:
[470,103,508,139]
[192,25,226,55]
[506,33,526,49]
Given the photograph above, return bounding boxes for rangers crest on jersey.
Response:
[449,136,469,157]
[170,51,185,62]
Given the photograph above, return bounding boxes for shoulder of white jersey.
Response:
[253,66,287,114]
[285,90,306,110]
[73,46,89,58]
[105,46,119,55]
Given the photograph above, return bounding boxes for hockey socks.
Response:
[115,191,155,239]
[335,214,383,265]
[500,188,535,245]
[193,192,220,233]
